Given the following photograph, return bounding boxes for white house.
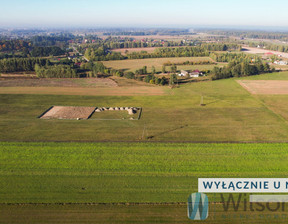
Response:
[178,70,202,78]
[274,61,288,65]
[178,70,188,77]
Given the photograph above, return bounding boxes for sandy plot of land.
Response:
[41,106,96,119]
[0,78,118,87]
[237,80,288,95]
[112,47,157,54]
[242,47,288,59]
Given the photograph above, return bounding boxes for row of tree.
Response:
[35,64,78,78]
[126,44,240,60]
[84,47,125,61]
[203,30,288,42]
[0,57,50,73]
[212,60,271,80]
[78,36,199,51]
[163,60,213,66]
[248,42,288,53]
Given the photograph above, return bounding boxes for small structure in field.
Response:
[178,69,203,78]
[178,70,188,77]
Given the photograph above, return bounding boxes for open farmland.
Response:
[1,142,288,223]
[102,57,215,72]
[242,47,288,59]
[0,78,118,88]
[112,47,157,54]
[0,85,166,96]
[2,203,288,224]
[237,80,288,94]
[1,72,288,142]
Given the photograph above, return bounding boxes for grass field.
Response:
[2,71,288,223]
[0,85,166,96]
[1,142,288,223]
[1,142,288,204]
[1,72,288,142]
[2,203,288,224]
[102,57,216,72]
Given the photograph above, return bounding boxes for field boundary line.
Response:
[235,80,288,125]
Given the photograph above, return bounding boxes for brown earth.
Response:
[237,80,288,94]
[112,47,157,54]
[0,86,166,96]
[40,106,96,119]
[242,47,288,59]
[0,78,118,88]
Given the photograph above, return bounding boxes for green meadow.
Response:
[1,71,288,223]
[1,71,288,142]
[1,142,288,203]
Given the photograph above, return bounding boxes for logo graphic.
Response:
[188,193,209,220]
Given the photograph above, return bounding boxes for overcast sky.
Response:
[1,0,288,29]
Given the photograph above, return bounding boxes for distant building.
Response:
[178,70,188,77]
[178,70,202,78]
[274,61,288,65]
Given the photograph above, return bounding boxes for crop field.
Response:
[1,71,288,223]
[102,57,215,72]
[1,142,288,223]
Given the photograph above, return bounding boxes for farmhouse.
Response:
[190,69,202,78]
[274,60,288,65]
[178,70,188,77]
[178,69,202,78]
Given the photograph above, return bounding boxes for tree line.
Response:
[125,44,240,60]
[163,60,214,66]
[35,64,78,78]
[212,59,271,80]
[248,42,288,53]
[0,57,50,73]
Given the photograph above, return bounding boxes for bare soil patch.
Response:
[112,47,157,54]
[40,106,96,119]
[237,80,288,94]
[0,78,118,88]
[242,47,288,59]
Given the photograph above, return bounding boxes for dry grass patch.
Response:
[237,80,288,95]
[0,86,167,96]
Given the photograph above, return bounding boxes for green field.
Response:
[102,57,218,72]
[2,203,287,224]
[1,142,288,223]
[1,142,288,203]
[1,72,288,142]
[2,71,288,223]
